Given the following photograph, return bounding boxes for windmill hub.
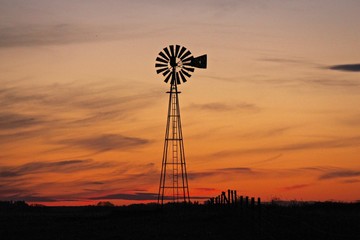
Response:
[169,57,177,67]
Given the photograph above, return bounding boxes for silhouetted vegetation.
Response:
[0,200,29,209]
[0,201,359,240]
[96,201,115,207]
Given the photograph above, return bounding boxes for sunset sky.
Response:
[1,0,360,205]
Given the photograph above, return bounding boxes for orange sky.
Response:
[1,0,360,205]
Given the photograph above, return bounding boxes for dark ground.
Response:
[1,202,359,240]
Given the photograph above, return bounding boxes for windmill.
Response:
[155,45,207,204]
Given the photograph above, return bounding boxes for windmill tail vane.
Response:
[155,45,207,204]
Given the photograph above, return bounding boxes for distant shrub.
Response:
[96,201,115,207]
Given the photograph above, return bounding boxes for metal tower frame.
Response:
[158,70,190,204]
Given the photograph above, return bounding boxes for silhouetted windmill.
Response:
[155,45,207,204]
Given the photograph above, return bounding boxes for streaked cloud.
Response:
[0,81,158,155]
[241,127,294,139]
[281,184,311,191]
[0,112,43,130]
[90,191,209,201]
[0,161,158,202]
[319,170,360,180]
[342,179,360,184]
[58,134,150,152]
[0,195,58,202]
[259,57,319,66]
[247,154,283,166]
[0,23,160,48]
[194,187,217,191]
[90,192,158,201]
[0,159,114,178]
[304,79,360,87]
[188,102,259,112]
[328,64,360,72]
[340,114,360,127]
[213,135,360,157]
[189,167,254,180]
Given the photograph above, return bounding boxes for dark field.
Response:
[1,202,359,240]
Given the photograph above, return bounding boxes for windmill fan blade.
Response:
[183,66,194,72]
[156,57,168,64]
[155,63,167,68]
[163,47,171,59]
[182,56,194,63]
[169,45,175,57]
[176,72,181,85]
[175,45,180,57]
[180,50,192,60]
[178,46,187,59]
[156,67,168,74]
[162,69,170,76]
[179,71,187,83]
[164,72,171,83]
[159,51,169,61]
[181,69,191,78]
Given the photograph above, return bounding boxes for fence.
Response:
[206,189,261,208]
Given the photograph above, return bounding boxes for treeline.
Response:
[0,201,30,209]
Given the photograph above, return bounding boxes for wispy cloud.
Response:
[328,64,360,72]
[247,154,283,166]
[319,170,360,180]
[58,134,150,152]
[90,191,209,201]
[241,126,294,139]
[259,57,320,67]
[0,23,161,48]
[0,81,159,153]
[340,114,360,127]
[281,184,311,191]
[189,167,254,180]
[0,160,159,202]
[304,79,360,87]
[342,179,360,184]
[0,112,43,130]
[0,81,157,113]
[90,192,159,201]
[0,195,58,202]
[213,135,360,157]
[193,187,218,192]
[0,159,114,178]
[188,102,259,112]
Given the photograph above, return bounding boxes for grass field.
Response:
[1,202,359,240]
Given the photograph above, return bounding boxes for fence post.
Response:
[234,191,237,205]
[227,190,231,205]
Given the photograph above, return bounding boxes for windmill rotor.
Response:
[155,45,207,85]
